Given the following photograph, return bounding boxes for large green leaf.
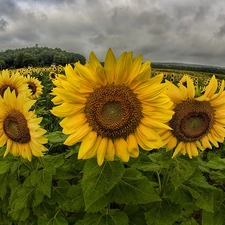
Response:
[82,210,129,225]
[168,158,196,189]
[109,168,161,204]
[82,159,125,211]
[202,190,225,225]
[145,200,181,225]
[63,183,85,211]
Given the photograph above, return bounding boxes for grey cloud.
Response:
[0,0,22,19]
[0,18,8,31]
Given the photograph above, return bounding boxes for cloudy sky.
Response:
[1,0,225,67]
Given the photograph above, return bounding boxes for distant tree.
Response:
[0,59,6,70]
[14,52,24,68]
[0,46,86,69]
[22,53,37,67]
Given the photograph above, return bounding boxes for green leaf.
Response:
[0,160,11,174]
[82,159,125,211]
[10,207,30,222]
[38,215,68,225]
[83,210,129,225]
[109,168,161,204]
[165,182,214,212]
[202,190,225,225]
[63,183,85,211]
[168,157,196,189]
[206,155,225,170]
[0,174,8,199]
[45,131,68,146]
[124,205,146,225]
[37,169,52,198]
[145,200,181,225]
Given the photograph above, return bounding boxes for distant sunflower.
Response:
[0,88,48,161]
[24,75,43,99]
[49,72,57,81]
[0,70,29,97]
[160,75,225,158]
[51,48,173,166]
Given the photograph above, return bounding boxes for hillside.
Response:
[0,46,86,69]
[151,62,225,75]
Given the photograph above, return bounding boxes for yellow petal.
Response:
[64,123,91,146]
[78,131,98,159]
[105,138,115,161]
[82,136,102,159]
[104,48,116,84]
[204,75,217,98]
[126,133,139,158]
[172,141,184,158]
[166,136,177,151]
[97,137,108,166]
[114,138,129,162]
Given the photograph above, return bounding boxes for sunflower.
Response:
[51,48,173,166]
[49,72,58,81]
[24,75,43,99]
[160,75,225,158]
[0,69,30,97]
[0,88,48,161]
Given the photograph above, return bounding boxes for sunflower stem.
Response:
[156,171,162,196]
[38,157,45,167]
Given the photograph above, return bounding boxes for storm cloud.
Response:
[0,0,225,66]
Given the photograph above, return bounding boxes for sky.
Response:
[0,0,225,67]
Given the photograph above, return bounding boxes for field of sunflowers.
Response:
[0,48,225,225]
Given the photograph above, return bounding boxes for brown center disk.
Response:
[169,100,215,142]
[0,85,18,97]
[85,84,142,139]
[27,81,37,95]
[3,109,31,143]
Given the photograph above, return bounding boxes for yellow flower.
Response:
[160,75,225,158]
[0,88,48,161]
[49,72,58,81]
[51,48,173,166]
[0,69,30,97]
[24,75,43,99]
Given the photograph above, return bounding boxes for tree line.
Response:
[151,62,225,75]
[0,46,86,69]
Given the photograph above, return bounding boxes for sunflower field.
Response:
[1,49,225,225]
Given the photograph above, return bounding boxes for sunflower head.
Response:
[161,75,225,158]
[51,48,174,166]
[0,88,48,161]
[24,75,43,99]
[49,72,58,81]
[0,70,30,97]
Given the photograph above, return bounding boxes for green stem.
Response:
[156,171,162,196]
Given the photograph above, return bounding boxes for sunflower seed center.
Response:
[170,100,214,142]
[27,81,37,95]
[85,84,142,139]
[3,109,31,143]
[0,85,18,97]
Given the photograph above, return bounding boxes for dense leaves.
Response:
[0,46,86,69]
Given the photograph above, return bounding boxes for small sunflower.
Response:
[49,72,58,81]
[24,75,43,99]
[51,48,173,166]
[160,75,225,158]
[0,70,30,97]
[0,88,48,161]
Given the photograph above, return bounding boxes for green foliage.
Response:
[0,46,86,69]
[1,66,225,224]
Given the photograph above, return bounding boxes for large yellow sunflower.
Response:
[160,75,225,158]
[51,48,173,166]
[24,75,43,99]
[0,88,48,161]
[0,70,30,97]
